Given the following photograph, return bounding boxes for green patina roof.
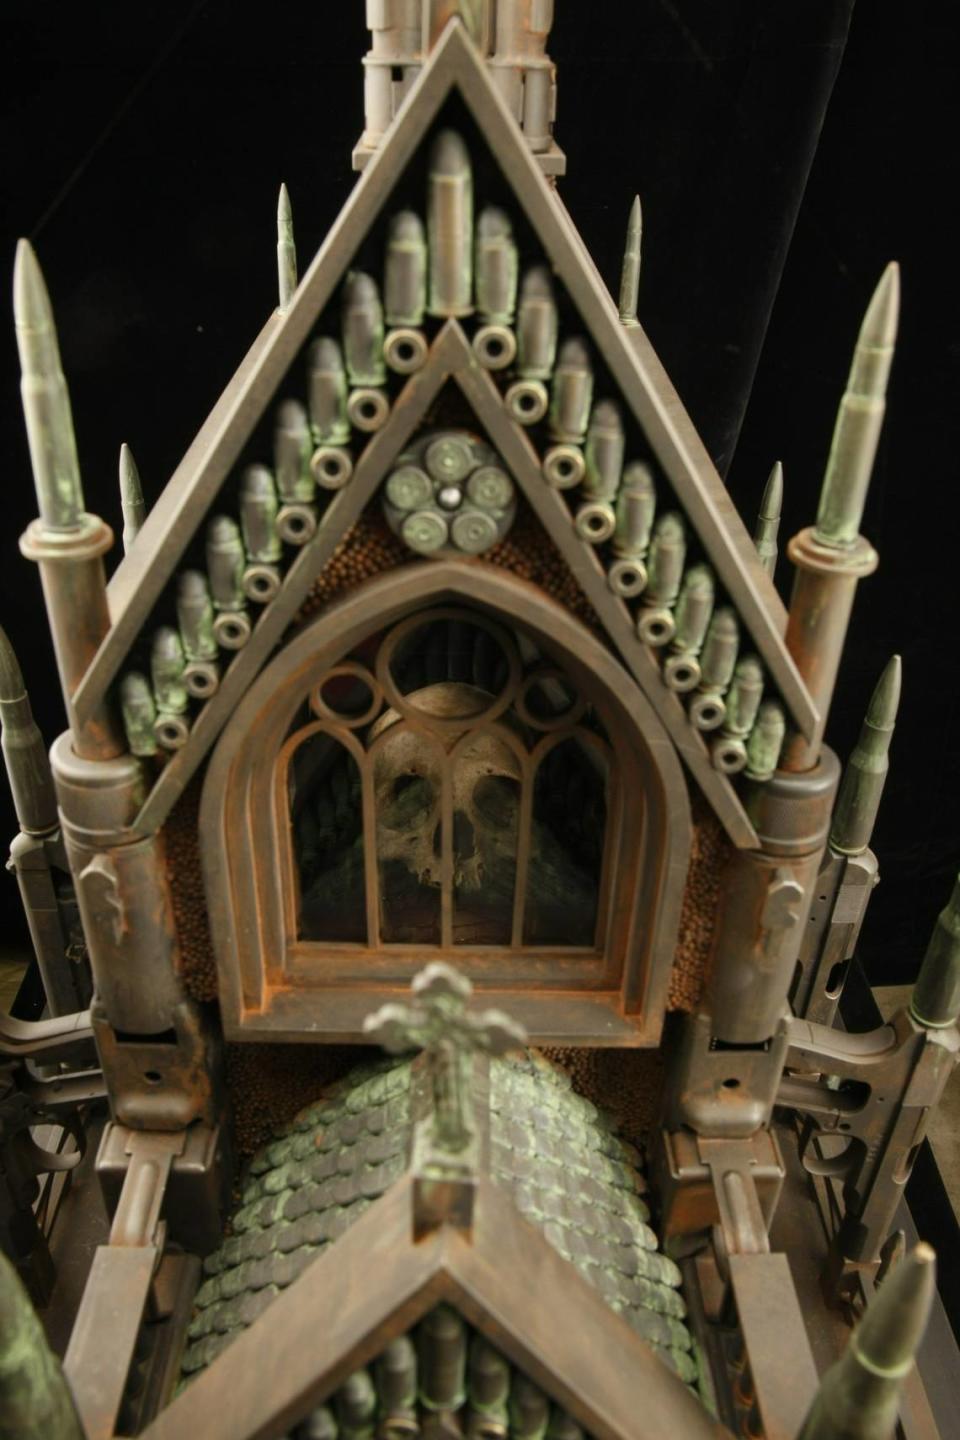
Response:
[181,1052,696,1396]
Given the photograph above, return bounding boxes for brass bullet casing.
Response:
[384,211,427,327]
[744,699,786,782]
[428,130,474,318]
[0,624,58,832]
[384,327,429,374]
[151,626,190,751]
[754,460,783,577]
[549,337,594,445]
[275,398,318,544]
[467,1335,510,1419]
[618,194,642,327]
[277,182,297,311]
[402,509,449,555]
[688,607,740,732]
[346,386,391,433]
[342,271,387,387]
[608,460,655,597]
[505,379,549,426]
[451,508,499,554]
[636,511,685,646]
[663,564,715,692]
[541,444,585,489]
[909,874,960,1029]
[419,1305,467,1411]
[385,465,433,512]
[298,1408,337,1440]
[475,207,518,324]
[375,1335,418,1423]
[574,501,615,545]
[119,443,145,553]
[307,337,351,446]
[830,654,901,856]
[206,515,251,650]
[473,323,517,371]
[516,265,558,380]
[119,672,158,758]
[309,446,354,494]
[176,570,219,700]
[710,652,762,772]
[576,399,623,543]
[335,1368,377,1436]
[425,433,474,485]
[509,1376,550,1440]
[240,465,282,605]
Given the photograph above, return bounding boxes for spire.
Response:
[796,1243,935,1439]
[814,263,900,548]
[754,460,783,577]
[13,239,85,531]
[0,1251,84,1439]
[277,182,297,311]
[830,655,901,855]
[119,442,146,553]
[0,623,58,834]
[618,194,642,327]
[909,874,960,1029]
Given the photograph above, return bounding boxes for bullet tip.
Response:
[278,183,292,222]
[866,653,902,729]
[0,624,25,703]
[13,237,51,331]
[761,460,783,519]
[856,1242,936,1375]
[861,260,900,350]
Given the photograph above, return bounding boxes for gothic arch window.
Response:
[200,564,691,1045]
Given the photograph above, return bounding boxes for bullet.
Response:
[608,460,656,597]
[0,623,58,832]
[346,386,390,433]
[385,210,427,327]
[176,570,219,700]
[516,266,558,380]
[274,399,314,504]
[830,654,901,856]
[119,443,146,553]
[664,564,715,692]
[342,271,386,388]
[451,508,499,554]
[909,874,960,1029]
[582,400,625,501]
[13,239,85,531]
[119,672,158,758]
[385,464,433,512]
[418,1305,467,1410]
[335,1368,377,1440]
[797,1243,935,1440]
[754,460,782,577]
[744,699,786,782]
[151,626,190,750]
[384,325,429,375]
[376,1335,418,1431]
[689,608,741,731]
[277,182,297,311]
[475,206,519,324]
[814,262,900,548]
[709,651,762,771]
[637,512,685,646]
[206,515,251,650]
[309,445,354,494]
[428,129,474,318]
[505,378,549,426]
[240,465,282,604]
[549,337,594,445]
[509,1375,550,1439]
[467,465,515,512]
[466,1336,510,1424]
[542,445,585,489]
[618,194,642,327]
[546,1414,585,1440]
[298,1406,337,1440]
[307,337,351,446]
[0,1250,84,1440]
[402,510,449,555]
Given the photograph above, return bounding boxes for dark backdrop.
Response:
[2,1,958,985]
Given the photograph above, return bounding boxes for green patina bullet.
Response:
[830,655,901,856]
[466,1335,509,1428]
[375,1335,417,1430]
[119,443,146,553]
[549,337,594,445]
[151,626,188,715]
[910,874,960,1029]
[516,266,558,381]
[754,459,782,577]
[385,211,427,327]
[509,1375,550,1440]
[307,337,351,446]
[273,399,314,504]
[575,399,624,544]
[13,239,85,531]
[119,672,158,758]
[176,569,219,700]
[475,206,518,325]
[0,1250,84,1439]
[298,1406,337,1440]
[609,460,656,597]
[240,465,281,564]
[546,1413,585,1440]
[690,607,741,731]
[0,622,58,833]
[618,193,642,327]
[745,699,786,782]
[797,1243,935,1440]
[277,182,297,311]
[815,262,899,547]
[664,564,715,692]
[708,649,760,771]
[335,1368,376,1440]
[428,130,474,319]
[637,512,685,646]
[419,1305,467,1411]
[342,271,386,388]
[206,515,251,650]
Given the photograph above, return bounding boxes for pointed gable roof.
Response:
[74,18,816,850]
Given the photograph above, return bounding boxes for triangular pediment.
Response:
[74,19,815,849]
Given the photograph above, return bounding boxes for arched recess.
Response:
[200,560,692,1045]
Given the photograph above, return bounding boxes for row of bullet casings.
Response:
[285,1308,590,1440]
[118,393,330,755]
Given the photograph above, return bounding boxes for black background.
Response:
[2,1,958,985]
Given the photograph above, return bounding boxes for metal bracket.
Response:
[108,1129,186,1249]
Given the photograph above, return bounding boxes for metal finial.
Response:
[119,443,146,553]
[364,963,526,1155]
[618,194,642,326]
[277,182,297,310]
[13,239,85,531]
[754,460,783,577]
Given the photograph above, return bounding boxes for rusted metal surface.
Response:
[728,1253,819,1440]
[91,998,222,1131]
[63,1242,158,1440]
[656,1127,785,1242]
[97,1120,227,1257]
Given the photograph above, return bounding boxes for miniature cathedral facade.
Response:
[3,6,959,1440]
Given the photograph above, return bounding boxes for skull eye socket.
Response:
[382,772,435,829]
[471,773,521,828]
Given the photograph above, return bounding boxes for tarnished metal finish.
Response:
[910,873,960,1028]
[97,1120,227,1257]
[690,610,740,735]
[343,271,387,387]
[239,464,282,603]
[428,130,474,318]
[637,512,685,647]
[728,1253,820,1440]
[176,571,220,699]
[385,210,428,327]
[744,700,785,782]
[119,443,147,554]
[618,194,642,328]
[475,207,518,324]
[516,265,558,380]
[13,239,84,532]
[64,1242,158,1440]
[91,997,221,1131]
[705,749,840,1045]
[797,1244,935,1440]
[383,429,515,558]
[206,515,251,650]
[753,460,782,578]
[609,461,655,597]
[831,655,901,856]
[274,399,314,503]
[661,1013,792,1141]
[0,624,58,835]
[0,1249,84,1439]
[347,385,391,432]
[549,338,593,445]
[793,848,877,1026]
[663,565,714,693]
[151,628,190,750]
[8,827,85,1016]
[815,264,899,548]
[277,183,298,311]
[307,337,352,446]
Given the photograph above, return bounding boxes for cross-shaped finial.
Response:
[364,963,526,1154]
